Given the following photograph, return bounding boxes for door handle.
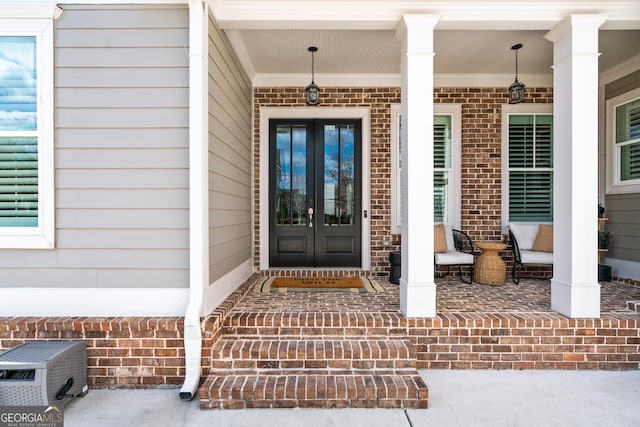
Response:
[308,207,314,228]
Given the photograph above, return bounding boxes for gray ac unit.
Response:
[0,341,88,407]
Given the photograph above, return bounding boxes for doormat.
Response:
[255,276,383,293]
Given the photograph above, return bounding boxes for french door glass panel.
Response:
[275,125,307,226]
[323,124,355,226]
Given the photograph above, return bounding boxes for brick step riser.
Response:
[200,373,429,410]
[221,327,408,337]
[222,313,406,330]
[212,339,415,361]
[211,360,418,371]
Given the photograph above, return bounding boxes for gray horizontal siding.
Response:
[207,14,253,283]
[56,128,188,148]
[57,68,188,88]
[604,71,640,265]
[0,5,190,290]
[0,269,187,289]
[605,193,640,263]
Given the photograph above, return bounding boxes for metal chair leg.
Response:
[512,262,521,284]
[458,265,472,284]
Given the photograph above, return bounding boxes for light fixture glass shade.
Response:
[305,82,320,105]
[509,80,525,104]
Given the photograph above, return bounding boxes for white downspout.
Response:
[180,0,208,401]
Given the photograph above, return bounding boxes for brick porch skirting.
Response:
[1,274,638,393]
[0,317,185,387]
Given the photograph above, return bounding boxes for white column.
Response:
[397,14,439,317]
[545,15,606,318]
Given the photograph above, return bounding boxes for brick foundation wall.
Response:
[0,318,185,388]
[253,86,553,277]
[410,316,640,370]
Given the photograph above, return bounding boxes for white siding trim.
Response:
[259,107,371,271]
[605,258,640,281]
[0,288,189,316]
[203,258,253,315]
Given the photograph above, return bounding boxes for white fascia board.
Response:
[253,73,552,88]
[0,4,62,18]
[224,29,256,80]
[212,1,640,31]
[12,0,187,4]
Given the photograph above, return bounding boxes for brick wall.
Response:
[254,86,553,276]
[0,318,185,387]
[411,315,640,370]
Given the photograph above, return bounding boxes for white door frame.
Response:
[259,107,371,271]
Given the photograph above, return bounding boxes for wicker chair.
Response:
[434,225,475,284]
[508,222,553,284]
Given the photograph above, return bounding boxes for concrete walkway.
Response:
[63,370,640,427]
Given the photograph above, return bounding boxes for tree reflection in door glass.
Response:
[275,125,307,226]
[324,124,354,226]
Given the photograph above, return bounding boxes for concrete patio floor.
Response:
[64,370,640,427]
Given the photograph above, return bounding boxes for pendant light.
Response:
[305,46,320,106]
[508,43,526,104]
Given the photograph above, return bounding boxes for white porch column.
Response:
[397,14,439,317]
[545,15,606,318]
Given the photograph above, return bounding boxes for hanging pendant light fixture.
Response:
[508,43,526,104]
[305,46,320,106]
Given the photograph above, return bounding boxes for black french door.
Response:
[269,119,362,267]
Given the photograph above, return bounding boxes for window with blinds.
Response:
[508,114,553,222]
[393,113,454,226]
[0,36,39,228]
[616,97,640,182]
[434,115,452,223]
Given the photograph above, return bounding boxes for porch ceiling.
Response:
[213,0,640,84]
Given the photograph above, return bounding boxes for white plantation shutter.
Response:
[508,115,553,222]
[0,137,38,226]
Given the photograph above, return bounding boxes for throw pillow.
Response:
[434,223,448,253]
[532,224,553,253]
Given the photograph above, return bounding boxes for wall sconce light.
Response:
[305,46,320,106]
[508,43,525,104]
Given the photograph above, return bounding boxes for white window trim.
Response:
[390,104,402,234]
[0,17,56,248]
[501,104,554,231]
[391,103,462,234]
[605,86,640,195]
[259,107,371,271]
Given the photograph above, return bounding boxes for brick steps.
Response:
[200,311,428,409]
[211,338,416,370]
[201,372,428,409]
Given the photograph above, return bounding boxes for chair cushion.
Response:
[520,250,553,265]
[509,223,540,251]
[532,224,553,253]
[434,223,448,253]
[435,223,456,253]
[435,251,474,266]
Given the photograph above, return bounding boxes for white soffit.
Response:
[215,1,639,86]
[212,1,640,31]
